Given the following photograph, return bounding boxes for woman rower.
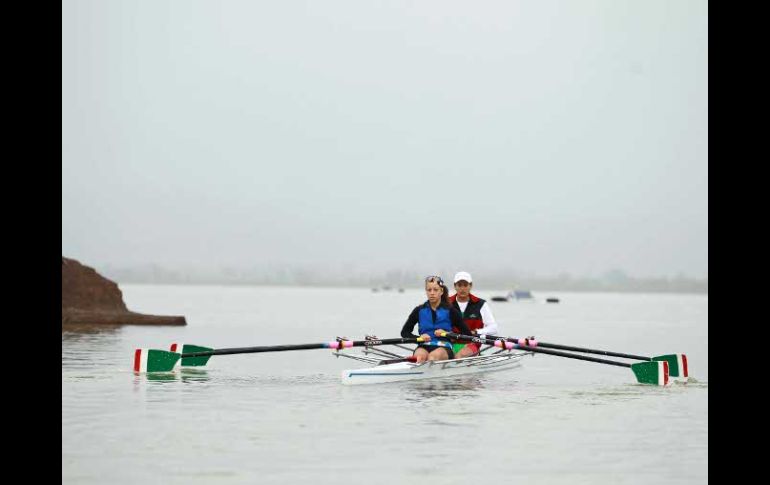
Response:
[400,275,473,363]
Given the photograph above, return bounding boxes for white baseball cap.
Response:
[453,271,473,283]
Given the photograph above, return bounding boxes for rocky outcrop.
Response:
[62,257,186,326]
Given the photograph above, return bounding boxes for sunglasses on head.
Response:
[424,275,444,285]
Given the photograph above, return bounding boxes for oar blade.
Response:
[631,360,669,386]
[652,354,688,382]
[133,348,180,373]
[170,343,213,367]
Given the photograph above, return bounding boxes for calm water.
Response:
[62,285,708,484]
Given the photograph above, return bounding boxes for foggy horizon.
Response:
[81,258,707,295]
[90,259,706,283]
[62,1,708,281]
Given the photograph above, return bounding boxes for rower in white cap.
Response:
[448,271,500,358]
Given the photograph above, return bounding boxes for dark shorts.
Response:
[415,343,455,360]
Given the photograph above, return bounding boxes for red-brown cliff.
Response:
[62,257,186,325]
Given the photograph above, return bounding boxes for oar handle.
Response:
[441,332,631,368]
[181,337,422,358]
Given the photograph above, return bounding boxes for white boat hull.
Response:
[341,352,527,385]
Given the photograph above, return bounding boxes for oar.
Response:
[377,356,418,366]
[438,331,670,386]
[484,335,689,382]
[133,337,425,373]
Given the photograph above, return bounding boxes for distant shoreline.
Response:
[99,266,706,295]
[110,279,708,295]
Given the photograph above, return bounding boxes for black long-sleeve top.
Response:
[400,301,472,339]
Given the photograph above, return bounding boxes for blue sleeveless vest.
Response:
[417,303,454,337]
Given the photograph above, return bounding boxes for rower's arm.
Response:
[478,302,499,337]
[450,308,472,336]
[400,307,420,338]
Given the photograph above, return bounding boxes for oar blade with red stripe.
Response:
[652,354,688,382]
[133,349,180,373]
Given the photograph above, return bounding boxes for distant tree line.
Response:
[99,264,707,294]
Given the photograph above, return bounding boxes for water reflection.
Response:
[144,372,178,382]
[133,369,212,383]
[402,376,485,401]
[180,368,211,382]
[62,323,123,340]
[63,324,124,369]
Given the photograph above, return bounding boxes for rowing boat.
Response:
[333,341,530,385]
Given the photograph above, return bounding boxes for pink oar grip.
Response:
[327,340,354,349]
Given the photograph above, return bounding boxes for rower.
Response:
[400,275,473,363]
[449,271,499,358]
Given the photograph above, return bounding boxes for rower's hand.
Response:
[420,333,432,341]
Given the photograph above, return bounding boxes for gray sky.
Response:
[62,0,708,280]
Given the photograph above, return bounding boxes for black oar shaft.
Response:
[447,332,631,368]
[181,337,419,358]
[188,343,328,356]
[521,346,631,368]
[503,338,650,361]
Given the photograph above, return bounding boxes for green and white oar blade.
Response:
[630,360,669,386]
[170,343,213,367]
[133,349,180,373]
[653,354,688,382]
